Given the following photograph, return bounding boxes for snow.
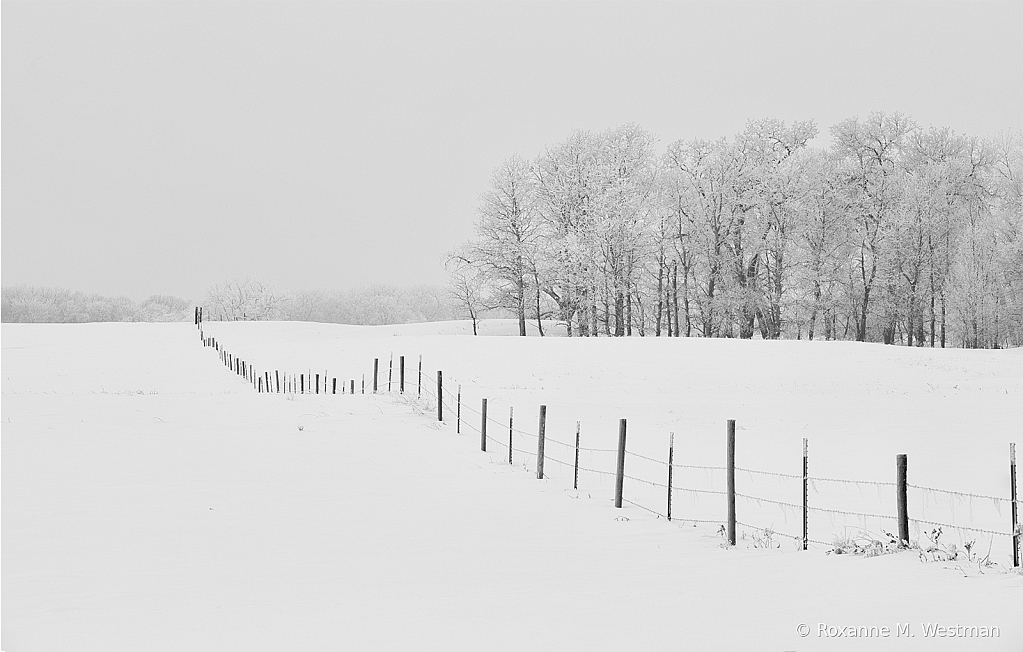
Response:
[3,320,1021,650]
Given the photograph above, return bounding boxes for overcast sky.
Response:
[2,1,1021,301]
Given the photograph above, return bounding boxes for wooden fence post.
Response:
[333,378,337,394]
[388,353,393,392]
[437,371,443,422]
[457,385,461,434]
[350,379,355,394]
[316,373,320,394]
[400,356,405,393]
[667,432,674,521]
[1010,443,1018,567]
[373,359,379,393]
[897,454,909,547]
[300,374,304,394]
[574,421,580,490]
[362,375,365,394]
[726,419,736,545]
[802,438,809,550]
[418,355,422,397]
[536,405,547,480]
[480,398,488,452]
[614,419,627,508]
[276,370,280,393]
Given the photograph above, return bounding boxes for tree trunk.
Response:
[534,273,544,337]
[857,287,870,342]
[516,255,527,337]
[671,262,680,338]
[808,281,821,341]
[655,256,664,336]
[940,292,946,348]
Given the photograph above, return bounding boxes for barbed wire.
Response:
[544,453,571,467]
[623,473,668,489]
[579,445,619,454]
[625,450,668,466]
[808,505,895,521]
[911,518,1013,538]
[736,467,802,481]
[542,435,576,449]
[485,434,506,448]
[735,492,802,510]
[908,484,1010,504]
[673,486,727,496]
[808,475,895,488]
[673,516,724,526]
[621,498,666,518]
[578,464,617,478]
[735,520,802,541]
[672,463,726,471]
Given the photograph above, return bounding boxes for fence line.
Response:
[193,313,1020,566]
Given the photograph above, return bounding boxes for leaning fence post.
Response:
[388,353,393,392]
[667,432,674,521]
[536,405,547,480]
[373,359,379,393]
[614,419,627,508]
[437,371,443,422]
[726,419,736,545]
[480,398,488,452]
[573,421,581,490]
[400,356,405,393]
[803,437,809,551]
[896,454,909,547]
[1010,443,1018,567]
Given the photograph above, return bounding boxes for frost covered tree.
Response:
[444,250,488,335]
[204,277,284,321]
[830,112,915,342]
[451,117,1022,347]
[463,155,545,336]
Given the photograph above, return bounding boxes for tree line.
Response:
[202,278,456,325]
[1,286,193,323]
[2,281,456,326]
[448,114,1023,347]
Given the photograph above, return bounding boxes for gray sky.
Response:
[3,1,1021,301]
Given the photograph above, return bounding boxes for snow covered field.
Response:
[3,320,1021,650]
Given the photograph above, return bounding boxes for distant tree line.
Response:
[1,286,193,323]
[2,281,457,326]
[202,278,456,325]
[449,115,1023,347]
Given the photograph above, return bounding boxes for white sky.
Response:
[2,1,1021,301]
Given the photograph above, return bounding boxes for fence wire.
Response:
[198,333,1020,562]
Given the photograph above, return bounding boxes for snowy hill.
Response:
[2,321,1021,650]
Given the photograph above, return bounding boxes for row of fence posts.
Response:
[465,392,1020,561]
[193,311,1020,565]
